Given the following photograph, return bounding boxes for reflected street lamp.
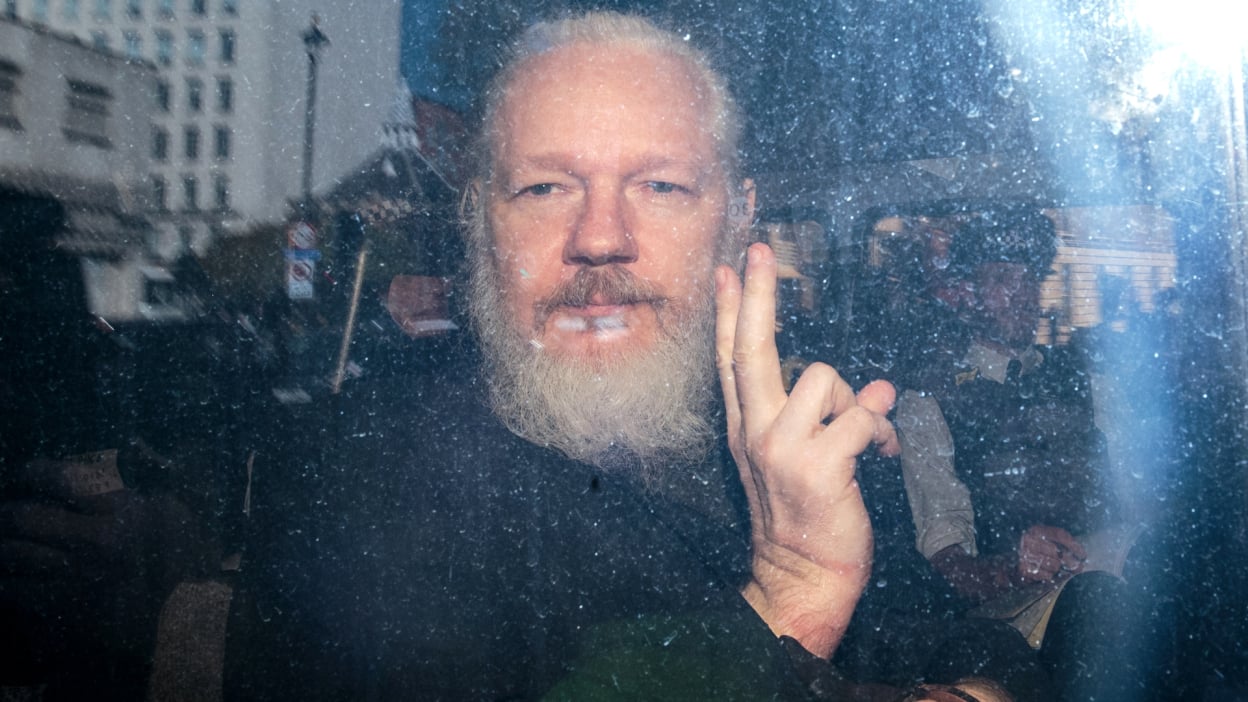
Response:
[301,14,330,214]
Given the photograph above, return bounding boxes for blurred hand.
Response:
[1017,524,1086,583]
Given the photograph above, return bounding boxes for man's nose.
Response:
[564,188,638,266]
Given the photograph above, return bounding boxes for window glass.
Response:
[183,125,199,160]
[213,173,229,209]
[0,59,19,129]
[181,174,197,210]
[213,124,229,158]
[219,29,235,64]
[151,174,167,211]
[123,30,141,59]
[152,127,168,160]
[186,77,201,112]
[155,30,172,66]
[155,79,170,111]
[216,76,232,112]
[187,29,205,65]
[6,4,1248,701]
[62,78,110,148]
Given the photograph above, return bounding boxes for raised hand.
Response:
[715,243,899,658]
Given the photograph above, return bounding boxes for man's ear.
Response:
[460,179,483,220]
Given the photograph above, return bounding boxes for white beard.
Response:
[466,215,720,486]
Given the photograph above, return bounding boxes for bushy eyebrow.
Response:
[505,152,712,177]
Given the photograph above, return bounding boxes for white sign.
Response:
[287,259,315,300]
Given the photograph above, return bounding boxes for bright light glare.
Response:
[1133,0,1248,67]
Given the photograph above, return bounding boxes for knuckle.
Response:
[839,405,876,433]
[752,430,781,459]
[799,361,843,387]
[731,350,751,371]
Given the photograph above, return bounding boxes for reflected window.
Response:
[153,127,168,160]
[214,173,229,210]
[145,275,179,308]
[123,30,141,60]
[187,77,202,112]
[151,174,167,211]
[216,76,232,112]
[187,29,205,65]
[214,125,230,159]
[0,59,20,131]
[155,30,173,66]
[184,125,199,160]
[156,79,170,111]
[62,78,111,148]
[182,175,198,211]
[220,29,236,64]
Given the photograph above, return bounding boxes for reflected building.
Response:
[0,17,159,320]
[3,1,401,318]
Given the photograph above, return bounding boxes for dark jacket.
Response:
[927,345,1117,557]
[224,354,1052,700]
[224,363,812,700]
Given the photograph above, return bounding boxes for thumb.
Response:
[856,379,896,416]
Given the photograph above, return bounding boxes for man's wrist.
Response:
[742,542,870,659]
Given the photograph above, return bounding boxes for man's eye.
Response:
[517,183,556,197]
[646,181,687,195]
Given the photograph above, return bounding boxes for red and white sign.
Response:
[287,259,315,300]
[287,221,317,250]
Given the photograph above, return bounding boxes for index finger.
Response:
[730,243,786,428]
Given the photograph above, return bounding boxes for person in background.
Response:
[892,208,1175,700]
[895,210,1115,603]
